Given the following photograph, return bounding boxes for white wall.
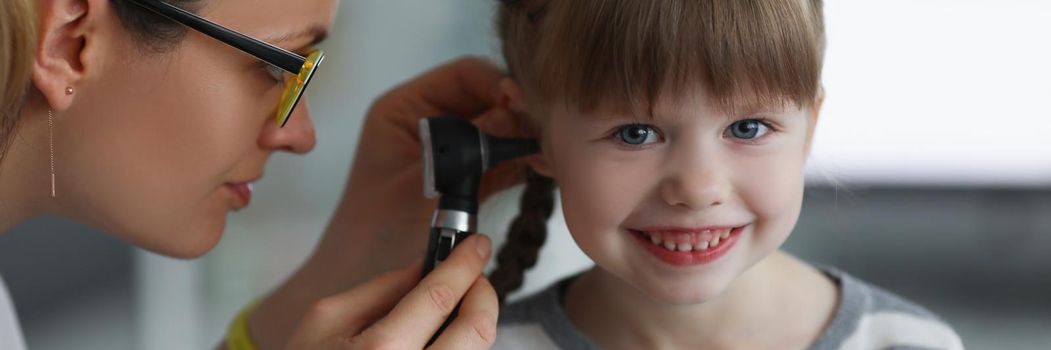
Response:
[809,0,1051,186]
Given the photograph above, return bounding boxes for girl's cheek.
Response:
[553,145,648,233]
[733,149,807,240]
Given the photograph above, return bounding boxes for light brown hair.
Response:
[489,0,827,302]
[1,0,37,159]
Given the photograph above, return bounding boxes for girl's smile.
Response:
[629,224,749,266]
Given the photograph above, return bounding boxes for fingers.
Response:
[428,277,500,350]
[287,262,422,346]
[473,104,532,139]
[399,57,505,121]
[357,234,493,349]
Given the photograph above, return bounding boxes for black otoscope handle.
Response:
[423,227,474,275]
[422,226,473,346]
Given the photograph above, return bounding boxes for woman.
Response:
[1,0,525,348]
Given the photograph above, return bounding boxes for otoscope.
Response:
[417,115,538,343]
[419,115,539,276]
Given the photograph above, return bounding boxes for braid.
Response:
[489,169,556,303]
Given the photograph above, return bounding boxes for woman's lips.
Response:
[629,225,746,266]
[224,182,254,208]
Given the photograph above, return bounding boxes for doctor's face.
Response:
[58,0,338,257]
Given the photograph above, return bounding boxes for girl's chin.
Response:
[636,276,736,305]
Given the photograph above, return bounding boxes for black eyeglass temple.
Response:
[128,0,306,74]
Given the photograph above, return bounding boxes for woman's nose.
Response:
[258,98,317,154]
[659,147,730,210]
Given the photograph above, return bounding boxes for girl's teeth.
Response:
[643,230,734,252]
[663,241,677,251]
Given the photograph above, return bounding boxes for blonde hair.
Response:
[1,0,37,158]
[489,0,827,302]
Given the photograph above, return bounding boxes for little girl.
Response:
[487,1,964,349]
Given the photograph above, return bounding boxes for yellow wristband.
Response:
[226,301,260,350]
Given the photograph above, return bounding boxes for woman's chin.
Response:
[125,215,227,259]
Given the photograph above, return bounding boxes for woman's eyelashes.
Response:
[263,64,287,85]
[262,47,315,84]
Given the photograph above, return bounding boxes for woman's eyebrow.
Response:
[263,25,329,53]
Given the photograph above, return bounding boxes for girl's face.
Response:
[538,86,818,303]
[55,0,337,257]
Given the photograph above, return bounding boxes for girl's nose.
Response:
[659,147,730,210]
[258,97,317,154]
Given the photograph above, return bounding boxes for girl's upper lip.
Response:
[632,225,747,233]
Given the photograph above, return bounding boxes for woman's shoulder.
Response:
[0,274,28,350]
[812,266,965,350]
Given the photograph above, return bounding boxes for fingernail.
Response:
[475,234,491,259]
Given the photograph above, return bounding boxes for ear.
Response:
[499,78,556,178]
[32,0,97,112]
[499,77,529,116]
[804,87,825,155]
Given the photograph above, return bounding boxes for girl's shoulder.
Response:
[495,273,600,350]
[810,266,965,350]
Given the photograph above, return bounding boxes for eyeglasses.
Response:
[128,0,325,127]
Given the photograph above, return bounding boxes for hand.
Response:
[285,235,498,350]
[246,57,532,350]
[320,56,531,279]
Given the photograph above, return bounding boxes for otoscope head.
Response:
[419,115,539,212]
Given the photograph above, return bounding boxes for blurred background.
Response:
[2,0,1050,349]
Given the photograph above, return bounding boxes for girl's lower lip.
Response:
[225,183,252,208]
[630,226,744,267]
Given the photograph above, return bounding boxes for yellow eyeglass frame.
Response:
[276,50,324,127]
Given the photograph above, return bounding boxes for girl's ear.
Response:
[804,88,826,155]
[499,77,529,116]
[525,154,554,178]
[499,78,556,178]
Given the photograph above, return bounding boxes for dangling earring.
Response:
[48,86,72,197]
[50,87,72,198]
[48,109,56,198]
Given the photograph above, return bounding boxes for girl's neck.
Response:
[563,251,839,350]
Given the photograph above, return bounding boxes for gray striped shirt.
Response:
[496,267,963,350]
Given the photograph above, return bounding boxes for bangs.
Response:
[504,0,825,116]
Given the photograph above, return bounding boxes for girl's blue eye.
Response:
[614,124,660,146]
[264,64,286,83]
[727,119,770,140]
